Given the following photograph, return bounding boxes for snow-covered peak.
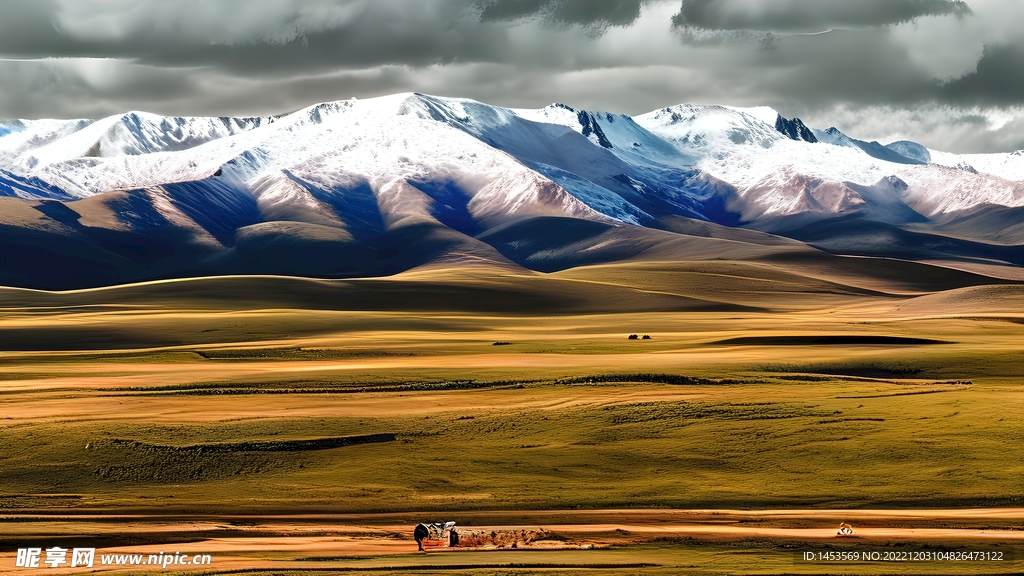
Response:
[512,103,613,148]
[2,92,1023,228]
[916,146,1024,182]
[0,111,275,177]
[814,127,852,148]
[811,128,922,165]
[635,104,784,153]
[511,103,697,168]
[392,93,521,130]
[814,127,857,148]
[722,105,780,127]
[0,119,27,138]
[878,133,1024,183]
[633,104,1023,219]
[886,140,931,163]
[511,102,582,127]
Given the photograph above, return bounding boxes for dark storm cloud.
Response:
[942,43,1024,107]
[0,1,504,70]
[0,0,74,54]
[0,0,1023,153]
[0,0,643,71]
[662,1,1024,113]
[478,0,645,27]
[672,0,972,33]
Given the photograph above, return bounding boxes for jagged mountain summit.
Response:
[0,93,1022,289]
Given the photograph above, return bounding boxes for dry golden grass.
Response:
[1,258,1023,573]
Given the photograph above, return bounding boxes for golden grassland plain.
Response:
[1,259,1023,574]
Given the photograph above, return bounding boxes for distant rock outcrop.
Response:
[775,115,818,143]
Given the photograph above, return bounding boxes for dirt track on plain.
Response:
[3,509,1023,573]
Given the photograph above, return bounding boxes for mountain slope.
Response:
[0,92,1022,289]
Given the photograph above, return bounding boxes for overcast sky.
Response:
[2,0,1022,153]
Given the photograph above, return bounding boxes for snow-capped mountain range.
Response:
[1,93,1022,289]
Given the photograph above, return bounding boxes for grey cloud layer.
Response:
[479,0,647,27]
[0,0,1022,153]
[672,0,972,32]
